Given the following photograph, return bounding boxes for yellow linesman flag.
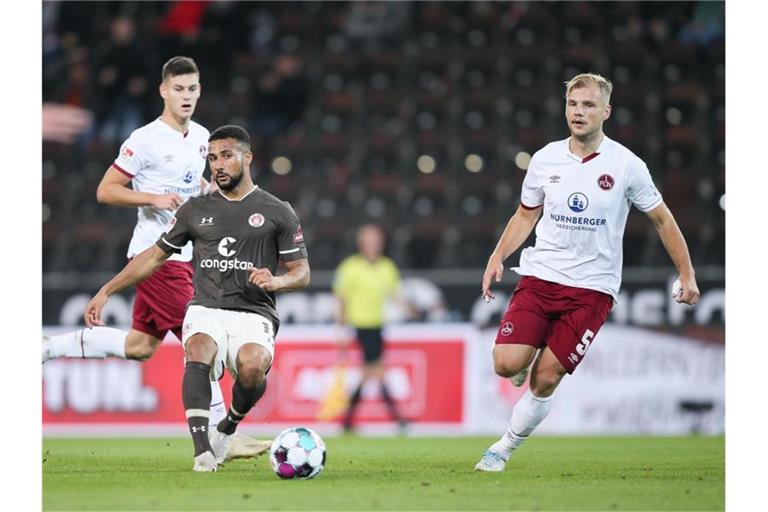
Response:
[316,361,349,420]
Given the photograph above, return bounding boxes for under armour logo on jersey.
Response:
[549,175,561,184]
[200,217,214,226]
[191,425,207,433]
[218,237,237,257]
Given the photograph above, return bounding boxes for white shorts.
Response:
[182,305,275,381]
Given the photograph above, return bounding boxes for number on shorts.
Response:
[575,329,595,356]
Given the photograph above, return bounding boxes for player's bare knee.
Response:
[529,370,563,397]
[492,355,525,378]
[237,357,268,388]
[123,332,161,361]
[184,335,217,364]
[127,343,157,361]
[236,344,271,388]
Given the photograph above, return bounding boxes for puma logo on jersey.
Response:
[200,217,214,226]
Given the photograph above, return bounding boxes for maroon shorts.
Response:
[132,260,194,341]
[495,275,613,373]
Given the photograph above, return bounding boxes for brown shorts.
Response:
[495,275,613,373]
[131,260,194,341]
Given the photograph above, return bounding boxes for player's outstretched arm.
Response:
[645,202,700,305]
[249,258,310,292]
[84,245,171,327]
[482,205,542,301]
[96,166,184,210]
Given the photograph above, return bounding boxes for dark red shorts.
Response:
[495,275,613,373]
[132,260,194,341]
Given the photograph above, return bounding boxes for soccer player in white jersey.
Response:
[43,56,268,459]
[474,73,701,472]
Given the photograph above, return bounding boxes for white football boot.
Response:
[474,449,509,472]
[226,432,271,461]
[192,451,217,472]
[209,430,233,464]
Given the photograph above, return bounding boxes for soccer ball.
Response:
[269,427,326,479]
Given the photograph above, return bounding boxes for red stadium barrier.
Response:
[42,325,470,435]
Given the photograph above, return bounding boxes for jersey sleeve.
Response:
[156,202,193,254]
[519,153,545,209]
[112,131,151,178]
[625,157,664,212]
[277,202,309,262]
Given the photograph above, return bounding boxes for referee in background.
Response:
[333,224,408,433]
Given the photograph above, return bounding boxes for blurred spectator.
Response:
[344,1,409,51]
[250,53,309,166]
[678,1,724,47]
[157,0,210,37]
[92,16,149,143]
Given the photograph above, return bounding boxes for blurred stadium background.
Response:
[42,1,724,437]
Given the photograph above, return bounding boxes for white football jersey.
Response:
[112,118,210,261]
[514,135,663,300]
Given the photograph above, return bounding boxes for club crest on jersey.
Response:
[567,192,589,213]
[598,174,615,191]
[199,144,207,159]
[249,213,265,228]
[182,167,195,184]
[293,228,304,244]
[121,146,134,158]
[501,321,514,337]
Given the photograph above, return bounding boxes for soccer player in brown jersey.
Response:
[83,125,310,472]
[43,57,269,461]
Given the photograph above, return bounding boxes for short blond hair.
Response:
[565,73,613,104]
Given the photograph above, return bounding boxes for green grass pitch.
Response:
[43,436,723,511]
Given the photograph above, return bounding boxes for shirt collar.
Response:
[566,135,609,164]
[156,117,190,138]
[217,185,259,202]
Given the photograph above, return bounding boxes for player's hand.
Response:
[249,267,281,291]
[84,291,108,327]
[675,275,700,305]
[151,193,184,211]
[482,256,504,302]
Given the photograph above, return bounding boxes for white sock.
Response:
[492,390,552,458]
[208,380,227,428]
[46,327,127,359]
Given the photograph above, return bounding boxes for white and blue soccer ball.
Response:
[269,427,326,479]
